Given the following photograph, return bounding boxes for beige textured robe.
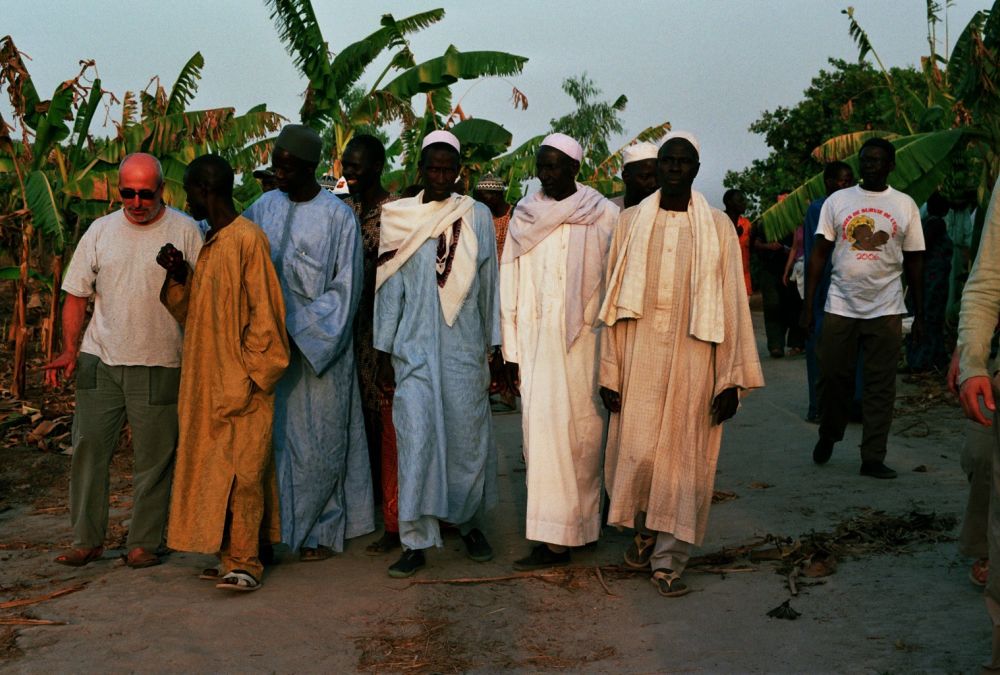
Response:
[163,217,290,554]
[600,206,764,545]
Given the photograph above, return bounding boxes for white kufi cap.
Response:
[660,131,700,155]
[422,130,461,153]
[622,141,659,166]
[541,133,583,162]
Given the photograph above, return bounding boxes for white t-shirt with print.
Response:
[62,207,204,367]
[816,185,924,319]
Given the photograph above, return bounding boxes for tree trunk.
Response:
[11,219,33,399]
[42,254,63,363]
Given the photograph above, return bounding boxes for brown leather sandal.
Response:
[123,547,162,569]
[54,546,104,567]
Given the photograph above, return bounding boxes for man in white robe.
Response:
[598,133,764,596]
[500,133,619,570]
[374,130,500,578]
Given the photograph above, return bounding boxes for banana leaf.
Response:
[166,52,204,115]
[810,130,900,163]
[450,118,512,145]
[68,198,113,223]
[30,82,75,170]
[0,36,43,130]
[383,46,527,100]
[760,129,966,240]
[0,266,50,284]
[328,10,445,98]
[67,78,104,171]
[25,170,66,252]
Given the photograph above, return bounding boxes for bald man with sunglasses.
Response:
[44,152,203,569]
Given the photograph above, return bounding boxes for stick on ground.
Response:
[0,584,86,610]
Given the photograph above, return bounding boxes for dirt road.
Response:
[0,317,989,672]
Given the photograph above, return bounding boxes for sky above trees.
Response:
[3,0,991,204]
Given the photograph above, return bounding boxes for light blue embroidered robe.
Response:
[245,189,374,551]
[373,201,500,543]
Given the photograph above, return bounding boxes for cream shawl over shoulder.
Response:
[599,189,725,343]
[377,192,477,326]
[502,184,618,348]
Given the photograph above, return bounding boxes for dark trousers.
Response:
[807,311,865,420]
[759,270,805,352]
[817,313,902,463]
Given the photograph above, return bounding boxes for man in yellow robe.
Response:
[598,133,764,597]
[158,155,290,592]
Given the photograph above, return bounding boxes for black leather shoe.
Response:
[860,462,897,479]
[513,543,570,571]
[813,438,834,465]
[388,548,426,578]
[461,528,494,562]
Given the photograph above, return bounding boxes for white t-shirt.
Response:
[816,185,924,319]
[62,207,204,367]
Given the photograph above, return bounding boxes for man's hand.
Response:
[156,243,188,284]
[712,387,740,424]
[946,348,961,397]
[959,375,995,426]
[599,386,621,413]
[41,349,78,388]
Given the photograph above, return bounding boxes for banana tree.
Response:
[265,1,528,173]
[759,1,999,241]
[0,36,109,395]
[74,52,286,210]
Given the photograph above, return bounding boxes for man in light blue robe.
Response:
[374,130,500,578]
[244,125,374,559]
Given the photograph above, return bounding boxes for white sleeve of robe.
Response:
[499,257,519,362]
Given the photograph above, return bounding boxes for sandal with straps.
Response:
[216,569,261,592]
[651,568,691,598]
[624,533,656,569]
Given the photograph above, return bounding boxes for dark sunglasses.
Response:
[119,187,159,200]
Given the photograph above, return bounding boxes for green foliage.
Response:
[810,130,900,163]
[724,59,927,217]
[265,1,527,174]
[549,73,626,172]
[383,47,527,100]
[165,52,205,115]
[25,170,65,251]
[760,129,966,239]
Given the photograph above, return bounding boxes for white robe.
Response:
[501,219,615,547]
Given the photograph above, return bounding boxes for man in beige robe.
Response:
[500,133,619,570]
[598,133,764,597]
[158,155,289,592]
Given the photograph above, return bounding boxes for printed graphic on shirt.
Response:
[842,208,898,258]
[847,216,889,251]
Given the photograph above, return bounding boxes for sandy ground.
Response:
[0,312,990,674]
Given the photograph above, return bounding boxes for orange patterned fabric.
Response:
[379,399,399,533]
